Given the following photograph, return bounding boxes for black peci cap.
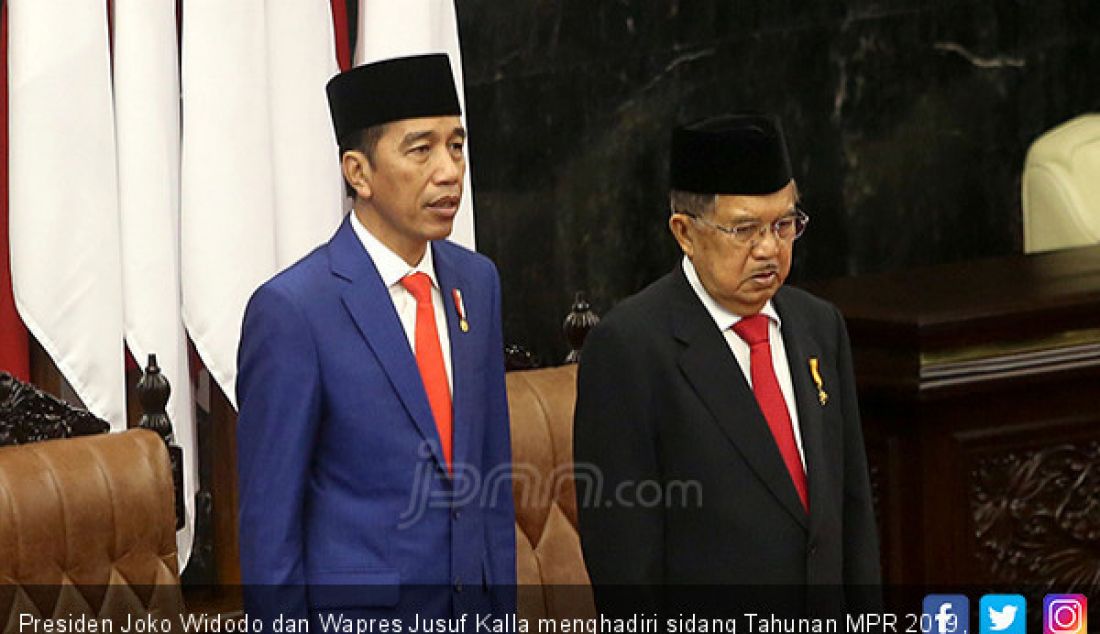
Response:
[670,113,793,195]
[326,53,462,142]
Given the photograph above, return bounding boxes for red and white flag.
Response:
[180,0,279,404]
[181,0,345,404]
[9,0,126,426]
[266,1,345,267]
[113,0,197,566]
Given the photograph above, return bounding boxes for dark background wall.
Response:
[458,0,1100,364]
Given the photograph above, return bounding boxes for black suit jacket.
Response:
[574,265,880,610]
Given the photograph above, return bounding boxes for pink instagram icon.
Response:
[1044,594,1087,634]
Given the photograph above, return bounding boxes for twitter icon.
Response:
[980,595,1026,634]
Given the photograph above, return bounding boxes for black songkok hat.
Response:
[670,113,793,195]
[326,53,462,142]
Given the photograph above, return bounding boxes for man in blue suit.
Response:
[236,54,515,623]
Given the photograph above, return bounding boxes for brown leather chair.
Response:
[505,365,595,620]
[0,429,183,625]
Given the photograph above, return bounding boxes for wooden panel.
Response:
[28,337,62,399]
[960,417,1100,587]
[809,245,1100,587]
[210,383,241,586]
[809,246,1100,350]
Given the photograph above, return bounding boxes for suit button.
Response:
[452,509,461,520]
[454,578,463,593]
[808,544,818,557]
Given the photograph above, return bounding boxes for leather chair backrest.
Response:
[506,365,595,620]
[1023,114,1100,253]
[0,429,183,626]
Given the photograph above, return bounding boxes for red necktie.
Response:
[400,272,453,470]
[732,314,808,511]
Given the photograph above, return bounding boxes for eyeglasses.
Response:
[682,208,810,247]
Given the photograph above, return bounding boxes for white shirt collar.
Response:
[349,212,439,289]
[682,256,781,331]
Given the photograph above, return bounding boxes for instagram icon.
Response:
[1044,595,1087,634]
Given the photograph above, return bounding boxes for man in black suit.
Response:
[574,114,880,613]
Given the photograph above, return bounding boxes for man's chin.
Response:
[733,286,782,315]
[425,219,456,242]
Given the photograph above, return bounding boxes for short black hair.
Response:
[339,124,387,199]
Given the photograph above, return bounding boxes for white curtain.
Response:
[9,0,125,428]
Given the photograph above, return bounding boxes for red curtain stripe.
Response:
[331,0,351,71]
[0,0,32,381]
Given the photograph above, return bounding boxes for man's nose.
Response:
[432,150,463,184]
[751,225,781,257]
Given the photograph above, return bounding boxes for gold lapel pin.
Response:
[452,289,469,332]
[808,357,828,406]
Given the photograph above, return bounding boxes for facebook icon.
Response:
[923,595,970,634]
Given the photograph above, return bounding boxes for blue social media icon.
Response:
[980,595,1026,634]
[924,595,970,634]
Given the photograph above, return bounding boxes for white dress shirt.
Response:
[351,212,453,391]
[682,257,805,468]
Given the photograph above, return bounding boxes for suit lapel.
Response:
[670,269,808,528]
[432,242,477,472]
[328,218,449,474]
[774,290,827,532]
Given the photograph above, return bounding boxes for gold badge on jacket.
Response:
[808,357,828,406]
[452,289,469,332]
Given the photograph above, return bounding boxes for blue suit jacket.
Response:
[236,217,516,621]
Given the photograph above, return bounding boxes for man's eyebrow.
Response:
[728,211,763,223]
[726,210,796,225]
[399,127,466,148]
[399,130,435,147]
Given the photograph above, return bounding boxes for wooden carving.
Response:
[970,442,1100,588]
[563,291,599,364]
[136,354,187,531]
[0,371,109,445]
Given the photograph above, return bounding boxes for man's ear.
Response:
[342,150,373,200]
[668,213,696,259]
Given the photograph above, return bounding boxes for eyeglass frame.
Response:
[677,207,810,247]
